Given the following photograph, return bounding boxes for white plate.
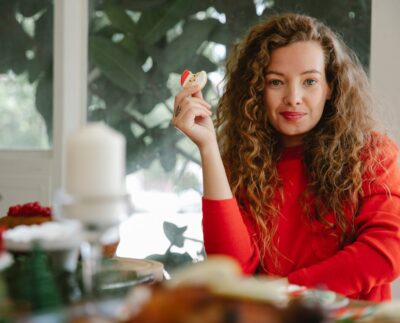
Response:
[114,257,164,282]
[288,284,349,311]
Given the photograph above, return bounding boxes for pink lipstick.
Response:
[280,111,306,121]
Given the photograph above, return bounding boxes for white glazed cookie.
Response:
[180,69,207,90]
[165,256,288,304]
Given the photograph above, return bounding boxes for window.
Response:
[0,0,53,150]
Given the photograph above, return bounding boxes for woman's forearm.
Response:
[200,142,233,200]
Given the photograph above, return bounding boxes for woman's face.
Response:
[264,41,331,147]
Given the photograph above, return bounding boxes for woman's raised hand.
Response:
[172,85,216,150]
[173,71,232,199]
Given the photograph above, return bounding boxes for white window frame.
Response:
[53,0,88,190]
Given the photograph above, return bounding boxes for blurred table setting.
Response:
[1,226,400,322]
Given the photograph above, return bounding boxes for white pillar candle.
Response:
[66,122,126,197]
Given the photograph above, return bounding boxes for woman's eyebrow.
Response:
[265,69,322,76]
[301,69,322,75]
[265,70,284,76]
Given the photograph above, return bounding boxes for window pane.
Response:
[0,0,53,150]
[87,0,371,273]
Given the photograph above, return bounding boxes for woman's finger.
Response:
[173,101,212,121]
[174,97,211,120]
[191,87,204,100]
[173,107,212,132]
[174,84,203,107]
[178,96,211,111]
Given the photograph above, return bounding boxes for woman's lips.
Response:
[280,111,306,121]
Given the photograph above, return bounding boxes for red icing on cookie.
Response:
[180,69,191,86]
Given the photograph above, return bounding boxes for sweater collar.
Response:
[280,145,304,159]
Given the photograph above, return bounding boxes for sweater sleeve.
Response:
[288,136,400,296]
[202,198,260,274]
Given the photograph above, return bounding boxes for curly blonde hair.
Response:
[216,14,381,269]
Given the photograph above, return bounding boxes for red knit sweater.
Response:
[202,135,400,301]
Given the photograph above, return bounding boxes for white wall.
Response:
[370,0,400,143]
[370,0,400,299]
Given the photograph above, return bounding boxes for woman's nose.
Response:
[283,85,302,106]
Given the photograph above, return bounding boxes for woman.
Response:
[172,14,400,301]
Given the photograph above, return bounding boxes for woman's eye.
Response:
[305,79,317,86]
[269,79,283,86]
